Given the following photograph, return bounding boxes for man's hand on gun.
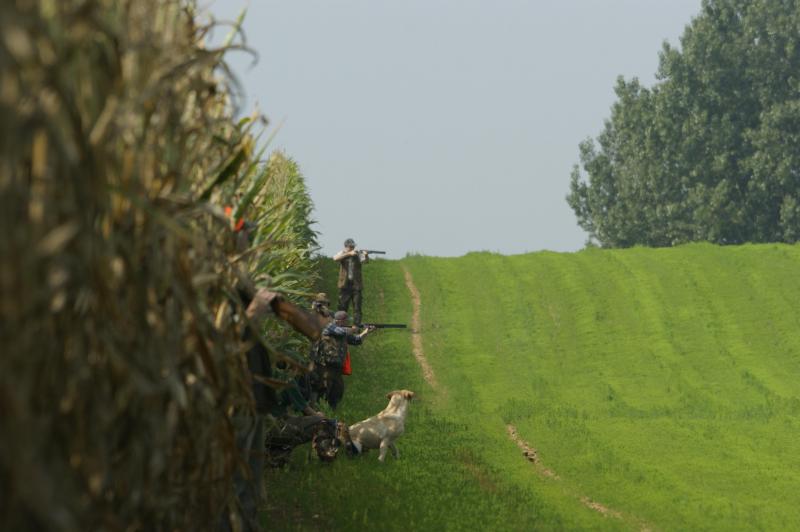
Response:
[351,324,375,338]
[350,323,407,336]
[347,248,387,258]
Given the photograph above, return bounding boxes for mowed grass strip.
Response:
[267,244,800,531]
[404,243,800,531]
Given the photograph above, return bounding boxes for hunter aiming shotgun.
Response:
[334,238,384,325]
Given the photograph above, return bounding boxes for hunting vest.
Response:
[337,255,363,289]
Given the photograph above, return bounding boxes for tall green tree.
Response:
[568,0,800,247]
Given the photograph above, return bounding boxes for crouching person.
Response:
[264,377,356,466]
[263,379,325,467]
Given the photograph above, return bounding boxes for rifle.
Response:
[358,249,386,255]
[361,323,407,329]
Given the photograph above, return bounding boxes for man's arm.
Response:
[346,326,373,345]
[246,288,327,341]
[245,289,278,321]
[333,249,356,262]
[323,323,351,339]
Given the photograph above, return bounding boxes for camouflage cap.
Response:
[344,238,356,247]
[314,292,330,304]
[333,310,348,321]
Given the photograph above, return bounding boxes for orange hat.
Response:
[224,205,246,232]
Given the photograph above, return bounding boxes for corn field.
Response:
[0,1,318,530]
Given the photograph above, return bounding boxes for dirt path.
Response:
[506,424,651,531]
[403,266,649,530]
[402,267,438,389]
[506,425,559,479]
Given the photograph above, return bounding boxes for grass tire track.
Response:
[408,260,649,529]
[403,266,438,389]
[506,424,559,479]
[506,423,653,530]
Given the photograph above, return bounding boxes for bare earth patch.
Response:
[403,267,438,389]
[505,424,652,530]
[403,266,650,530]
[506,424,559,479]
[580,497,623,519]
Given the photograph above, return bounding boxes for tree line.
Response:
[568,0,800,247]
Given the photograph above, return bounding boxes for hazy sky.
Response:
[206,0,702,258]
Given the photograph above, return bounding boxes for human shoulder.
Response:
[323,322,347,337]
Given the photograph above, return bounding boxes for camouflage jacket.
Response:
[312,322,363,367]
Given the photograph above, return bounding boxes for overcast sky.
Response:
[206,0,702,258]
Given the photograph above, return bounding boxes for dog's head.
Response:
[386,389,416,401]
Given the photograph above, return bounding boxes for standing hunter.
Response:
[333,238,373,325]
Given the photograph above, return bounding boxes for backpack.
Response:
[314,335,343,367]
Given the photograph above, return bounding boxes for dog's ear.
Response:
[403,390,416,400]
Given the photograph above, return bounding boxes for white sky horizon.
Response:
[207,0,702,258]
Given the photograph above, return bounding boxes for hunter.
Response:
[333,238,369,325]
[298,292,333,406]
[313,310,373,409]
[311,292,333,319]
[221,206,329,531]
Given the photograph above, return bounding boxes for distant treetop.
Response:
[568,0,800,247]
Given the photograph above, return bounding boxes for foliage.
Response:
[235,150,320,358]
[0,1,317,530]
[241,151,319,290]
[269,245,800,530]
[568,0,800,247]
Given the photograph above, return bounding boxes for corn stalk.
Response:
[0,1,318,529]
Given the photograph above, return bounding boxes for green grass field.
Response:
[265,243,800,531]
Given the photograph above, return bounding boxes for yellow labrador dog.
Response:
[348,390,415,462]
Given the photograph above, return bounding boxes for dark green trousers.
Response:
[337,283,362,324]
